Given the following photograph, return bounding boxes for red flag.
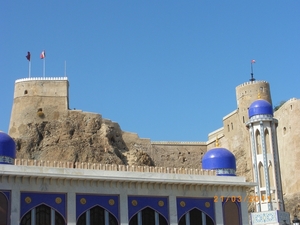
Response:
[40,50,46,59]
[26,52,31,61]
[251,59,256,64]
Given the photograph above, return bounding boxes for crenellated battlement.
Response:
[151,141,206,146]
[14,159,216,176]
[236,80,269,88]
[15,77,68,83]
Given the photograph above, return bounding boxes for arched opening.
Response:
[0,192,8,225]
[255,130,262,154]
[223,200,241,225]
[264,129,271,153]
[20,204,65,225]
[129,207,168,225]
[258,162,265,187]
[268,161,275,188]
[24,90,28,95]
[178,208,214,225]
[21,204,65,225]
[77,205,118,225]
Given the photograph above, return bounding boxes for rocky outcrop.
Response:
[14,110,154,166]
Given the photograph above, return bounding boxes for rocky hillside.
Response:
[14,110,154,167]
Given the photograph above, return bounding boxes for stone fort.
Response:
[8,76,300,216]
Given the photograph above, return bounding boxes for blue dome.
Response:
[202,148,236,176]
[0,131,16,165]
[248,99,273,118]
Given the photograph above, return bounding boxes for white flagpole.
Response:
[64,60,67,77]
[43,58,46,77]
[29,61,31,78]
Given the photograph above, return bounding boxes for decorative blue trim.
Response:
[249,125,260,212]
[247,114,273,124]
[176,197,215,223]
[260,122,272,211]
[0,156,14,164]
[20,192,66,222]
[76,194,119,223]
[216,168,236,176]
[251,211,291,224]
[128,196,169,222]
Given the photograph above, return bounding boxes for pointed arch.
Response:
[258,162,265,187]
[20,204,65,225]
[264,128,271,153]
[223,200,241,225]
[77,205,118,225]
[129,206,168,225]
[0,192,8,225]
[255,130,262,154]
[178,208,214,225]
[268,161,275,188]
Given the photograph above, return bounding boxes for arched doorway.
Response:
[0,192,8,225]
[223,200,241,225]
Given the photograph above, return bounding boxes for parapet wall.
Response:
[14,77,69,98]
[151,141,206,146]
[14,159,216,176]
[15,77,68,82]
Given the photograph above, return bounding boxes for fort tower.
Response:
[9,77,69,138]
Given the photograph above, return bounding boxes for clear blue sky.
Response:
[1,1,299,141]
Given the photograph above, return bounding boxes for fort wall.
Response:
[150,141,207,168]
[274,98,300,195]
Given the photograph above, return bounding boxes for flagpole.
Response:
[29,61,31,78]
[64,60,67,77]
[250,60,255,81]
[43,58,46,77]
[250,62,253,80]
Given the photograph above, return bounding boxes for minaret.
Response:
[246,95,291,224]
[246,95,284,212]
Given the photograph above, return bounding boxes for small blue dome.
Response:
[0,131,16,165]
[202,148,236,176]
[248,99,273,118]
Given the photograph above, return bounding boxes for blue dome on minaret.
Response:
[248,99,273,118]
[202,143,236,176]
[0,131,16,165]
